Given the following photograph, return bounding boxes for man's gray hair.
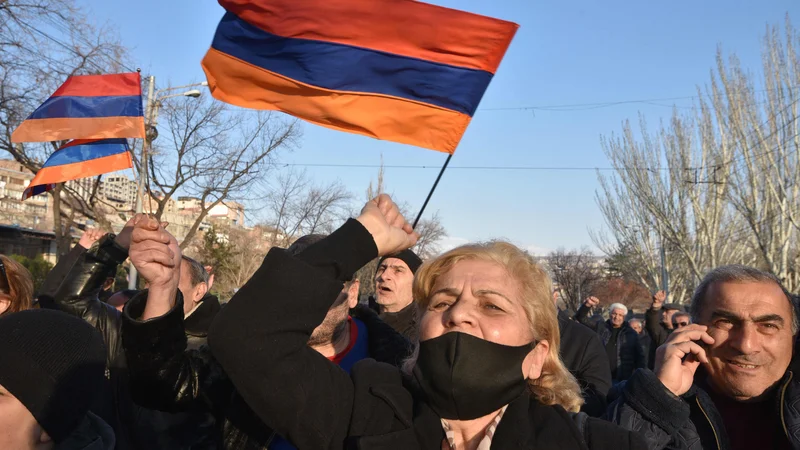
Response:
[609,303,628,316]
[690,264,798,334]
[181,255,209,287]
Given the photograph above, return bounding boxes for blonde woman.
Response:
[183,196,644,450]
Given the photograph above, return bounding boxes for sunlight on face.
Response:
[0,384,50,450]
[419,259,533,346]
[701,281,794,401]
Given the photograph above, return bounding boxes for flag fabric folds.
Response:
[12,73,146,143]
[21,183,56,201]
[201,0,518,153]
[22,138,133,200]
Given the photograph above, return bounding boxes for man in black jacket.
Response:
[644,290,682,369]
[554,292,612,416]
[608,265,800,450]
[368,249,422,342]
[576,298,645,383]
[37,219,221,449]
[121,227,412,449]
[629,318,652,369]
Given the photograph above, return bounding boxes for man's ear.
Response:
[194,283,209,304]
[347,280,360,309]
[37,424,52,445]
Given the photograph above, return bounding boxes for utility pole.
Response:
[129,75,156,289]
[659,233,669,300]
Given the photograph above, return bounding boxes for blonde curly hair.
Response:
[410,241,584,413]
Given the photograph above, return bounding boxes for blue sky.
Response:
[78,0,797,254]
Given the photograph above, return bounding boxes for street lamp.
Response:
[128,76,207,289]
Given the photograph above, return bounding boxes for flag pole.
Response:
[412,153,453,229]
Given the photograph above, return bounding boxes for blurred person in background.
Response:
[0,254,35,317]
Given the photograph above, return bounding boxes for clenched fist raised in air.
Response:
[356,194,419,256]
[129,215,181,319]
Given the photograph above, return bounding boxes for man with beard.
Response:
[121,229,412,449]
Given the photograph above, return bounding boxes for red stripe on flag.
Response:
[51,73,142,97]
[220,0,518,73]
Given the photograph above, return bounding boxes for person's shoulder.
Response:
[561,316,599,341]
[578,414,648,450]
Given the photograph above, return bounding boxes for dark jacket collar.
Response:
[184,293,221,337]
[411,395,587,449]
[351,305,413,368]
[685,368,796,450]
[55,412,115,450]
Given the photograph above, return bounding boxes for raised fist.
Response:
[652,290,667,309]
[356,194,419,256]
[114,214,144,250]
[584,296,600,308]
[79,228,107,249]
[129,216,180,292]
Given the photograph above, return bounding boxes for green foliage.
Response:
[9,255,54,292]
[197,225,234,275]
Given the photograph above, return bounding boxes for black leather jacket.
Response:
[607,368,800,449]
[122,288,413,450]
[38,236,218,449]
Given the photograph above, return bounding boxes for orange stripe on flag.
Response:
[202,48,469,153]
[30,152,133,185]
[221,0,518,73]
[11,116,145,143]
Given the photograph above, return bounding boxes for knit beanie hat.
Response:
[0,309,106,443]
[379,249,423,274]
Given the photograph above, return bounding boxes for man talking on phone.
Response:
[608,265,798,450]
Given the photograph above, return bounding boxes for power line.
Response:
[278,163,672,171]
[13,17,134,73]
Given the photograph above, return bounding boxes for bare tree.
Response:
[145,93,301,248]
[1,0,130,255]
[413,212,447,259]
[188,223,270,300]
[594,17,800,293]
[545,247,602,313]
[261,168,354,247]
[591,277,652,312]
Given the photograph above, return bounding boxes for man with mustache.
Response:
[609,265,798,450]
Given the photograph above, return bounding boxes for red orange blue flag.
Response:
[11,73,145,143]
[201,0,518,154]
[22,138,133,201]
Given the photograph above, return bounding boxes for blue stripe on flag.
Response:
[211,12,492,116]
[44,141,129,167]
[28,96,143,119]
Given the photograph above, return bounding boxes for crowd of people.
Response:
[0,194,798,450]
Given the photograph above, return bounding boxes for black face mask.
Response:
[413,331,534,420]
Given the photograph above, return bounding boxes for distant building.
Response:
[0,160,53,231]
[208,201,245,226]
[102,175,138,211]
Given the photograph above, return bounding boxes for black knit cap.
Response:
[379,249,423,274]
[0,309,106,443]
